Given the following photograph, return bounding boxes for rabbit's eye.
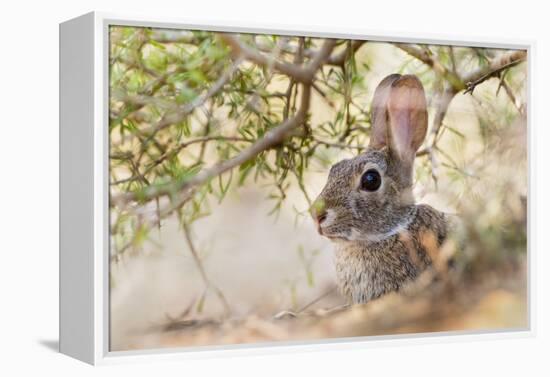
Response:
[360,169,381,191]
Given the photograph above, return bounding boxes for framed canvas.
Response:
[59,12,534,365]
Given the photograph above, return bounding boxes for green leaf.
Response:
[148,39,167,50]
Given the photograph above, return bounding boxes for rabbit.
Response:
[311,73,449,304]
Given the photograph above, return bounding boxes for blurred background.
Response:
[108,27,527,351]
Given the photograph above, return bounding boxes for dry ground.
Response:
[116,263,527,351]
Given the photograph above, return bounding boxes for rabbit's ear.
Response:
[386,75,428,163]
[369,74,402,149]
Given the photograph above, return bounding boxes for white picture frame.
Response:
[59,11,535,365]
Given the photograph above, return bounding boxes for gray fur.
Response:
[311,74,449,304]
[333,204,447,303]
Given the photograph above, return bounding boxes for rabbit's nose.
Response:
[314,210,328,235]
[316,211,328,224]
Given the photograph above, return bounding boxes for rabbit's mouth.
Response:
[317,227,349,241]
[325,234,348,241]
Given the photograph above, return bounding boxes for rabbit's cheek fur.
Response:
[321,211,357,240]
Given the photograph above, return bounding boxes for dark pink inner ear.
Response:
[386,75,428,162]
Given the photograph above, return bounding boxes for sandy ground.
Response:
[113,265,527,351]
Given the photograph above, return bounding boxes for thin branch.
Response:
[112,38,336,209]
[110,136,254,186]
[396,47,527,178]
[297,286,337,313]
[112,84,312,209]
[182,221,231,317]
[254,39,365,67]
[140,57,244,137]
[293,169,312,208]
[314,78,370,120]
[119,37,334,147]
[328,40,366,67]
[220,34,337,83]
[311,81,337,109]
[312,137,365,151]
[499,77,524,115]
[463,50,527,94]
[431,86,457,143]
[395,43,464,91]
[448,46,457,75]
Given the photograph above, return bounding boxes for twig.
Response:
[283,38,304,120]
[182,221,231,317]
[297,286,337,313]
[464,50,527,95]
[499,77,524,115]
[253,39,365,67]
[395,43,464,91]
[395,46,527,186]
[110,136,254,186]
[431,86,457,144]
[329,40,366,67]
[220,34,337,83]
[112,84,311,209]
[138,57,244,138]
[311,81,337,109]
[312,137,365,151]
[112,38,337,210]
[449,46,457,75]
